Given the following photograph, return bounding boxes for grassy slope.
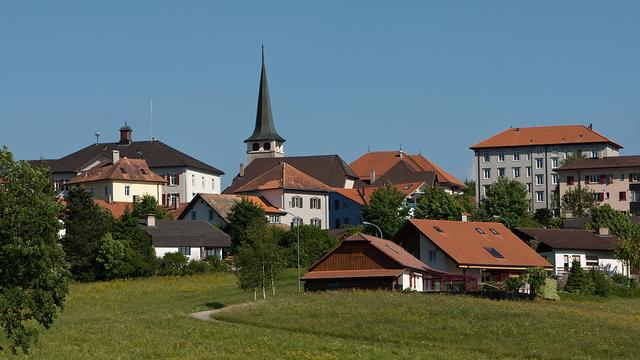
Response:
[3,271,639,359]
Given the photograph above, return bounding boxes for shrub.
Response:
[611,273,631,287]
[504,276,523,292]
[159,252,188,276]
[95,233,134,280]
[203,255,228,272]
[525,267,548,295]
[564,260,594,294]
[590,269,612,297]
[182,260,212,275]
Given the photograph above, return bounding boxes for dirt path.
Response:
[189,301,262,321]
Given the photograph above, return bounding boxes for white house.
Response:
[178,193,286,226]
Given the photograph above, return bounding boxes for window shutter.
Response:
[598,193,604,201]
[162,194,166,206]
[175,174,180,185]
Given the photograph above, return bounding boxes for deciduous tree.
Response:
[362,184,409,238]
[561,186,596,218]
[225,198,267,253]
[478,177,531,228]
[131,195,171,220]
[414,186,463,220]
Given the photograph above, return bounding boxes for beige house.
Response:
[556,155,640,215]
[67,151,165,204]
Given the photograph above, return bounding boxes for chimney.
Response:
[112,150,120,164]
[369,169,376,184]
[239,163,245,177]
[147,214,156,227]
[119,122,132,145]
[597,227,609,236]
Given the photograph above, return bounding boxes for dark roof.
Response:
[556,155,640,171]
[244,49,285,143]
[45,140,223,175]
[138,220,231,247]
[225,155,358,193]
[370,161,437,187]
[514,228,618,251]
[562,217,590,229]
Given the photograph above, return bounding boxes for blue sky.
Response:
[2,1,639,186]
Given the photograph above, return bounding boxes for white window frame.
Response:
[178,246,191,256]
[513,151,520,161]
[124,185,130,196]
[536,191,545,203]
[527,183,532,194]
[483,152,490,162]
[551,173,558,185]
[169,174,178,186]
[498,152,505,162]
[498,168,505,177]
[482,168,491,180]
[513,167,520,178]
[591,148,598,159]
[526,167,532,177]
[535,174,544,186]
[310,197,322,209]
[535,158,544,169]
[551,157,559,168]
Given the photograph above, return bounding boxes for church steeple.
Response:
[245,46,285,163]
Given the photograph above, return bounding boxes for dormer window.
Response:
[120,167,127,174]
[139,168,147,175]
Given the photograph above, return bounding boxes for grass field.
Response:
[3,271,640,359]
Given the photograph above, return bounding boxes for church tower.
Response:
[244,47,286,164]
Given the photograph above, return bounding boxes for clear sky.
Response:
[2,1,639,186]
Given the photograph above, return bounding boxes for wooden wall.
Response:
[311,241,400,271]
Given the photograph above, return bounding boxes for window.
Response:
[104,186,109,196]
[191,174,195,186]
[120,167,127,174]
[170,193,180,206]
[310,218,322,228]
[536,191,545,203]
[201,176,205,188]
[433,226,444,233]
[483,152,490,162]
[513,167,520,178]
[489,228,500,235]
[252,143,259,151]
[169,174,178,186]
[513,151,520,161]
[498,152,505,162]
[498,168,506,177]
[606,192,610,200]
[475,228,485,234]
[632,191,640,202]
[139,168,147,175]
[586,175,598,184]
[563,255,570,270]
[428,250,437,263]
[551,174,558,185]
[211,179,215,190]
[535,174,544,185]
[591,148,598,159]
[586,255,598,267]
[343,202,348,209]
[535,158,544,169]
[263,142,271,151]
[209,209,215,220]
[620,192,627,201]
[537,147,544,154]
[334,199,340,210]
[526,167,532,177]
[621,174,625,181]
[551,157,559,168]
[596,192,605,202]
[291,196,303,208]
[484,247,504,259]
[124,185,130,196]
[482,168,491,179]
[527,183,532,193]
[483,185,490,196]
[334,219,341,228]
[630,174,640,182]
[525,152,531,161]
[269,215,281,224]
[204,248,218,258]
[310,197,322,209]
[292,217,303,226]
[191,212,196,220]
[343,217,350,225]
[178,246,191,256]
[567,176,574,185]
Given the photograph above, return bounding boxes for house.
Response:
[33,123,224,205]
[349,150,464,193]
[231,162,331,229]
[393,219,552,282]
[138,215,231,260]
[513,227,628,276]
[302,233,463,292]
[66,151,165,204]
[555,155,640,215]
[329,188,365,229]
[470,124,622,212]
[178,193,286,226]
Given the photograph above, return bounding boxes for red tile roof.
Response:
[234,162,332,193]
[397,220,551,269]
[332,187,366,206]
[67,158,166,184]
[94,200,132,219]
[470,125,622,150]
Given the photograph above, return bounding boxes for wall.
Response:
[153,167,222,204]
[399,271,424,291]
[328,192,363,229]
[282,191,329,229]
[181,198,227,226]
[547,249,628,276]
[154,246,224,261]
[112,181,162,203]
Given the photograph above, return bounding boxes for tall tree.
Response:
[362,184,409,238]
[225,198,267,253]
[235,221,283,298]
[561,185,596,218]
[0,147,70,353]
[414,186,463,220]
[478,177,531,228]
[111,211,159,277]
[454,180,477,215]
[62,187,113,280]
[587,204,635,239]
[131,195,171,220]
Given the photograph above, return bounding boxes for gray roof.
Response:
[138,220,231,248]
[514,228,618,251]
[557,155,640,171]
[244,50,285,143]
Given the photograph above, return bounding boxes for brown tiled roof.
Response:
[470,125,622,150]
[332,188,366,206]
[67,158,166,184]
[345,233,439,272]
[302,269,404,280]
[396,220,551,269]
[349,151,464,188]
[169,202,189,219]
[178,194,285,222]
[225,155,357,193]
[94,200,132,219]
[556,155,640,171]
[371,161,437,187]
[514,228,618,251]
[233,162,332,193]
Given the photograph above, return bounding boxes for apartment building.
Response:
[556,156,640,215]
[470,125,622,212]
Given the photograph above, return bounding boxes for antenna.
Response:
[94,132,101,145]
[150,99,154,141]
[367,145,370,152]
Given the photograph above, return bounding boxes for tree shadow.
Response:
[205,301,225,309]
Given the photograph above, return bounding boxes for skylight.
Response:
[433,226,444,233]
[475,228,485,234]
[120,167,127,174]
[140,168,147,175]
[484,247,504,258]
[489,228,500,235]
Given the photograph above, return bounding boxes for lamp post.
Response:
[289,212,302,293]
[492,215,511,229]
[362,221,383,238]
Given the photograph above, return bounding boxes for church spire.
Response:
[244,46,286,143]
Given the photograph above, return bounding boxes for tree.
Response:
[564,260,594,294]
[587,204,635,239]
[225,198,267,253]
[279,225,338,268]
[534,209,561,229]
[561,150,587,166]
[159,252,188,276]
[0,147,70,353]
[362,184,409,238]
[525,267,548,295]
[235,221,283,298]
[62,187,113,281]
[111,211,159,277]
[454,180,477,215]
[131,195,171,220]
[95,233,134,280]
[561,185,596,218]
[414,186,463,220]
[477,177,531,228]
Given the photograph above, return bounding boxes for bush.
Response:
[95,233,134,280]
[611,273,631,287]
[203,255,228,272]
[182,260,212,275]
[504,276,523,292]
[564,260,594,294]
[590,269,612,297]
[525,267,548,295]
[159,252,188,276]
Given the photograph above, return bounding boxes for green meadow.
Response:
[3,271,639,359]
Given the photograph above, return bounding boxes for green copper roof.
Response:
[244,49,286,143]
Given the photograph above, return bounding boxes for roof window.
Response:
[475,228,485,234]
[489,228,500,235]
[433,226,444,233]
[120,167,127,174]
[140,168,147,175]
[484,247,504,258]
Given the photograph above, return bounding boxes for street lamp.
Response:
[492,215,511,229]
[289,212,302,293]
[362,221,383,238]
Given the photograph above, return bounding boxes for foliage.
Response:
[95,233,134,280]
[159,252,189,276]
[414,186,464,220]
[279,225,339,268]
[561,185,596,218]
[362,184,409,238]
[111,212,159,277]
[564,260,594,294]
[235,221,284,298]
[453,180,477,215]
[589,269,612,297]
[587,204,636,239]
[533,208,562,229]
[504,276,523,292]
[131,195,171,220]
[225,198,267,254]
[539,278,560,300]
[0,147,71,353]
[203,255,229,272]
[561,150,587,166]
[182,260,212,275]
[477,177,531,228]
[62,187,113,281]
[525,267,548,295]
